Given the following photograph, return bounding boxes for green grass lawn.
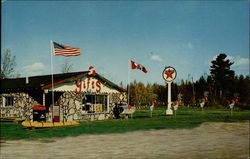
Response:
[1,106,249,141]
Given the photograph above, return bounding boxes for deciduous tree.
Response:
[1,48,17,79]
[61,60,73,73]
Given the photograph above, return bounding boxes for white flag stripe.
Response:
[53,41,81,57]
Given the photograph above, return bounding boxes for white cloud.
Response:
[23,62,46,71]
[29,71,44,76]
[23,62,47,76]
[226,55,234,61]
[182,42,193,49]
[230,56,249,70]
[186,42,193,49]
[150,55,163,62]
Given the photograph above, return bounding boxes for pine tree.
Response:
[210,53,235,98]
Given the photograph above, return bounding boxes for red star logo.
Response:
[165,69,174,79]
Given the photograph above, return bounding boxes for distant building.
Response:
[0,71,126,122]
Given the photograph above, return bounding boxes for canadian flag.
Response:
[131,60,148,73]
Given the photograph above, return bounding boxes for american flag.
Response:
[53,42,80,57]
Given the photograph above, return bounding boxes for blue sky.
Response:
[2,1,249,85]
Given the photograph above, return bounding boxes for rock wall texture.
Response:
[1,91,124,122]
[58,92,121,121]
[0,93,39,121]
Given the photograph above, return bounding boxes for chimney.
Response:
[26,76,29,84]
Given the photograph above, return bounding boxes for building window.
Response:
[3,96,14,107]
[96,95,108,112]
[82,94,108,113]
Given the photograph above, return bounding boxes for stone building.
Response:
[0,71,126,122]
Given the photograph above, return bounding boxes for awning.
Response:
[33,105,46,110]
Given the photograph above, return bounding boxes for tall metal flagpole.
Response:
[127,59,131,106]
[50,40,55,122]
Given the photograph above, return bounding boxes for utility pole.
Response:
[192,76,195,105]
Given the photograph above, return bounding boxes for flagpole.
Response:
[127,59,131,106]
[50,40,54,123]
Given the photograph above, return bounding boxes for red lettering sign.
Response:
[87,77,90,88]
[96,81,101,92]
[75,79,82,94]
[75,78,102,93]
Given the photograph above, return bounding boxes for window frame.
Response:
[2,96,14,108]
[82,93,108,114]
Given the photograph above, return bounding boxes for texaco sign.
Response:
[162,66,177,83]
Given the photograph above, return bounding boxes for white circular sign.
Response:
[162,66,177,82]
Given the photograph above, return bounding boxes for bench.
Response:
[120,107,136,119]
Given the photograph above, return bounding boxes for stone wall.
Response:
[58,91,83,122]
[0,93,39,121]
[58,92,122,122]
[0,91,124,122]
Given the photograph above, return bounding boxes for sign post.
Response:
[150,104,154,117]
[162,66,177,116]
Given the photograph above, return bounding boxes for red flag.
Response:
[53,42,80,57]
[130,60,148,73]
[142,66,148,73]
[131,60,137,69]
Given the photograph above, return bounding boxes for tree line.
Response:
[128,54,250,107]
